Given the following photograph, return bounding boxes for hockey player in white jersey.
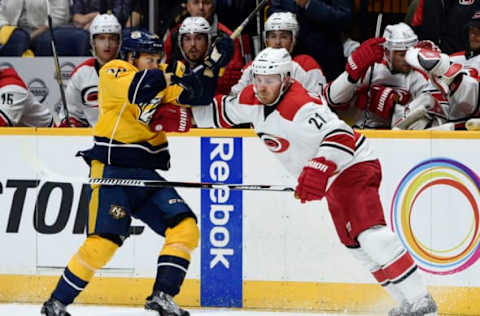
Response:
[59,14,121,127]
[450,11,480,74]
[0,66,54,127]
[191,47,437,316]
[404,46,480,129]
[230,12,326,96]
[325,22,432,129]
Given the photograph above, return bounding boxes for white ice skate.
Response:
[389,294,437,316]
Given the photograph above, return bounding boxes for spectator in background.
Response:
[59,14,122,127]
[268,0,354,81]
[0,0,77,56]
[412,0,480,54]
[230,12,326,97]
[126,1,186,39]
[0,66,54,126]
[72,0,132,28]
[164,0,245,95]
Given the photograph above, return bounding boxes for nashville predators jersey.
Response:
[83,59,185,170]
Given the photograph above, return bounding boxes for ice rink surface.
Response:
[0,303,382,316]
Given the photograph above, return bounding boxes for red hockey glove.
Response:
[369,84,411,120]
[58,117,89,127]
[150,103,192,133]
[295,157,337,204]
[346,37,386,82]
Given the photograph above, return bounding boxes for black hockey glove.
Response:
[171,65,217,106]
[203,35,235,75]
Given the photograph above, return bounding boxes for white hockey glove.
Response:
[405,48,464,96]
[391,93,435,130]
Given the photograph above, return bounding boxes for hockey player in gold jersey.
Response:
[41,30,234,316]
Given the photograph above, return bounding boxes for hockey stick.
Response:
[231,0,268,40]
[361,13,383,128]
[24,145,294,192]
[46,3,70,125]
[62,177,294,192]
[203,0,268,77]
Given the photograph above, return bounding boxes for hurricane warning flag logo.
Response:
[390,158,480,275]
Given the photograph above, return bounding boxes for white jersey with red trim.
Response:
[0,67,53,127]
[447,52,480,121]
[230,54,326,97]
[60,57,100,126]
[325,62,430,128]
[192,81,375,183]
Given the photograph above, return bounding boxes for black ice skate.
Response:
[145,291,190,316]
[388,294,438,316]
[40,297,71,316]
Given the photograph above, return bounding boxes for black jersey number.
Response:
[308,113,326,129]
[1,93,13,105]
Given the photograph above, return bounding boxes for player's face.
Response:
[134,53,163,71]
[469,26,480,51]
[187,0,214,21]
[93,33,120,64]
[254,74,283,104]
[391,50,411,74]
[266,31,294,51]
[181,33,209,64]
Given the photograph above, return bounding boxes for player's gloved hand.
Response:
[368,84,411,120]
[414,40,441,52]
[405,48,464,95]
[295,157,337,204]
[204,35,235,74]
[172,65,217,105]
[150,103,192,133]
[346,37,385,82]
[58,117,89,128]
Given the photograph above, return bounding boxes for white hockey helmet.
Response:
[252,47,292,105]
[89,14,122,60]
[178,16,212,62]
[89,14,122,41]
[383,22,418,69]
[263,12,299,52]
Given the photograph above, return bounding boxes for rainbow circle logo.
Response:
[390,158,480,275]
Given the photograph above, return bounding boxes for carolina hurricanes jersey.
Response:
[192,81,375,184]
[230,54,326,97]
[60,58,101,126]
[443,52,480,121]
[325,62,430,128]
[0,67,54,127]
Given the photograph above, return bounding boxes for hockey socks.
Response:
[153,255,190,296]
[51,267,88,305]
[357,226,429,303]
[51,235,118,305]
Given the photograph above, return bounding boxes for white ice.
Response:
[0,303,381,316]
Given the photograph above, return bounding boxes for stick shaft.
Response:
[361,13,383,128]
[47,15,70,123]
[62,176,295,192]
[90,178,293,191]
[230,0,268,39]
